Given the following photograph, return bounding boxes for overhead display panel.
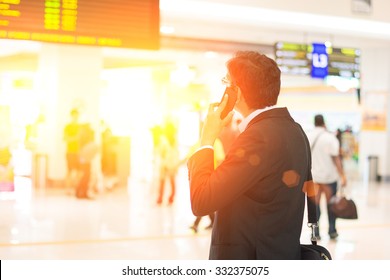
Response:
[274,42,311,75]
[275,41,360,80]
[328,47,361,79]
[0,0,160,49]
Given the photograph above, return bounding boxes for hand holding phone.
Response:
[199,87,236,147]
[220,86,238,119]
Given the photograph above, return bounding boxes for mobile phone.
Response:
[220,86,237,119]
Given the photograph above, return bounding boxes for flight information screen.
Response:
[328,47,360,79]
[275,41,360,79]
[0,0,160,49]
[274,42,311,75]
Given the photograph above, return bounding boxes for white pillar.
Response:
[36,44,102,183]
[359,47,390,181]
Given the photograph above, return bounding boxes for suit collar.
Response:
[242,107,291,132]
[238,106,278,133]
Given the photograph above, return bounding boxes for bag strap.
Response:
[306,130,323,245]
[310,130,325,151]
[306,193,320,245]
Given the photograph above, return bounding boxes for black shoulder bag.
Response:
[300,195,332,260]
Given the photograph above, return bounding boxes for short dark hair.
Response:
[226,51,281,109]
[314,114,325,127]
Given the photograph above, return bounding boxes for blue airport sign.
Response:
[311,43,329,79]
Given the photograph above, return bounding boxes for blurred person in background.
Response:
[306,114,347,240]
[156,119,180,205]
[25,113,49,189]
[63,108,82,194]
[0,144,14,192]
[100,120,118,191]
[76,124,99,199]
[0,111,14,191]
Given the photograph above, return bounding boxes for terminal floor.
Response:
[1,167,390,260]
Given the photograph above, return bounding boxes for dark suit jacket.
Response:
[187,108,312,259]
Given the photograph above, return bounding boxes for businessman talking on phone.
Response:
[187,51,312,260]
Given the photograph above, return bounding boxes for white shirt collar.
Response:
[238,105,278,133]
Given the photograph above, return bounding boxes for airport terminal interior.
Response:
[1,0,390,260]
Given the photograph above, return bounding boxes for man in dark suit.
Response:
[187,51,312,259]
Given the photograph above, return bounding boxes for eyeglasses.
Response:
[222,76,238,89]
[221,76,233,87]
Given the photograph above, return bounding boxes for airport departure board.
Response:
[275,42,360,79]
[328,47,360,79]
[0,0,160,49]
[274,42,311,75]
